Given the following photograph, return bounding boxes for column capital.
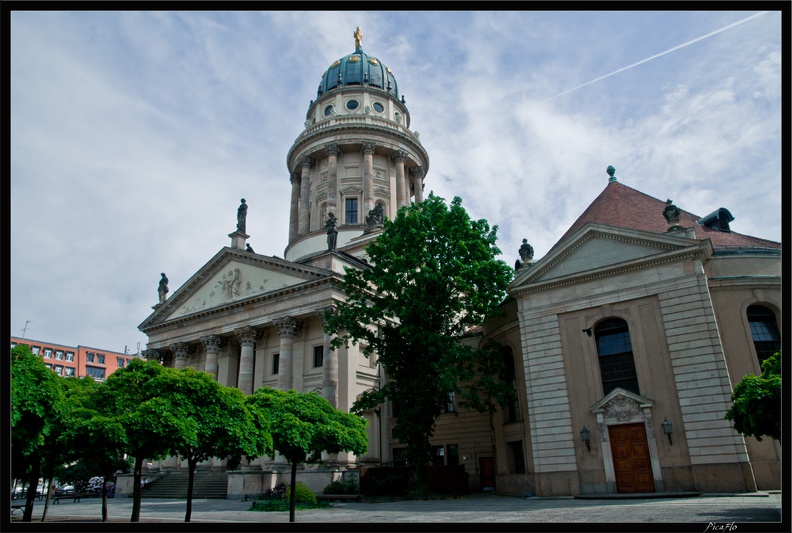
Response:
[409,165,425,179]
[299,156,315,168]
[200,334,223,352]
[391,150,408,163]
[274,316,301,337]
[142,348,160,361]
[361,142,376,155]
[316,306,339,327]
[234,326,258,346]
[169,341,193,360]
[325,144,342,158]
[290,173,300,185]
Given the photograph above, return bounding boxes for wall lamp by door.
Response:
[661,418,673,445]
[582,327,592,337]
[580,425,591,451]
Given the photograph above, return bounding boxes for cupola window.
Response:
[346,99,360,110]
[323,105,334,117]
[372,102,384,113]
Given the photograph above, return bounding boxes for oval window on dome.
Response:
[346,99,359,110]
[324,105,334,116]
[349,55,360,63]
[331,60,340,68]
[372,102,384,113]
[369,57,379,65]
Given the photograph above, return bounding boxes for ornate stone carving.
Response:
[300,156,314,169]
[142,348,160,361]
[200,334,223,352]
[274,316,300,337]
[216,267,241,301]
[409,166,425,180]
[325,144,342,158]
[391,150,408,164]
[170,342,192,360]
[365,204,384,231]
[361,142,376,155]
[603,395,642,423]
[317,306,339,327]
[235,326,258,346]
[237,199,247,233]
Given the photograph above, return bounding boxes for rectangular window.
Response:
[272,353,280,375]
[31,346,41,355]
[313,346,324,368]
[54,365,63,375]
[97,354,105,365]
[64,367,75,377]
[85,366,105,379]
[55,350,63,360]
[65,352,74,362]
[431,445,445,466]
[45,363,52,369]
[392,447,407,467]
[345,198,358,224]
[117,358,125,368]
[445,391,456,413]
[86,352,95,363]
[44,348,52,358]
[508,441,526,474]
[446,444,459,466]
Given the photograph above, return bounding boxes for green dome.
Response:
[317,42,399,100]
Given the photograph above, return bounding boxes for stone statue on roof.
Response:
[237,198,248,233]
[326,212,338,251]
[158,273,169,304]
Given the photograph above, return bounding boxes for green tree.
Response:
[163,368,273,522]
[247,387,368,523]
[11,345,66,521]
[324,193,514,495]
[57,376,131,522]
[96,358,187,522]
[725,351,781,442]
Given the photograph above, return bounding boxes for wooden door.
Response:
[479,457,495,490]
[609,423,655,493]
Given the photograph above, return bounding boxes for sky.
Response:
[8,8,784,354]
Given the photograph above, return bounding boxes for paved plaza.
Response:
[9,491,784,531]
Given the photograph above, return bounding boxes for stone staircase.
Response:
[140,470,228,499]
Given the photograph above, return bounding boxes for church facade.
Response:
[133,30,781,498]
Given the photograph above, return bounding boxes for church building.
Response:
[133,29,781,499]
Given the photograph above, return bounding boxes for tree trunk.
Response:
[185,457,196,522]
[41,477,53,522]
[22,464,40,522]
[289,460,297,523]
[131,456,143,522]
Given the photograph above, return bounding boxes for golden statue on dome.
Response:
[354,27,362,48]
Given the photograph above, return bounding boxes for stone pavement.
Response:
[9,491,783,530]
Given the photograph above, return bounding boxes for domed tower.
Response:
[285,27,430,262]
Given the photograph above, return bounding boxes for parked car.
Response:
[54,484,74,495]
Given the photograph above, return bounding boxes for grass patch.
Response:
[250,499,331,512]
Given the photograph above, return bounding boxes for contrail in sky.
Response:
[544,11,768,101]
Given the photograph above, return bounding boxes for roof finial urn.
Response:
[663,199,685,233]
[606,165,617,183]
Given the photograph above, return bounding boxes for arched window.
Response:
[747,305,780,366]
[595,318,639,395]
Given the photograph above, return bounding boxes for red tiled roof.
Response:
[550,181,781,252]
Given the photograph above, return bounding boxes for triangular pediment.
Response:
[140,247,334,329]
[590,388,655,425]
[511,223,707,291]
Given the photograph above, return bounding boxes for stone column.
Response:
[141,348,160,363]
[325,144,341,216]
[200,334,222,380]
[288,174,300,241]
[392,150,408,209]
[362,142,376,217]
[410,166,425,203]
[170,342,191,370]
[298,157,313,235]
[317,307,339,408]
[235,326,258,395]
[274,317,300,390]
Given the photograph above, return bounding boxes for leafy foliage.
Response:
[324,193,514,493]
[322,476,358,495]
[247,387,368,521]
[725,351,781,442]
[286,481,318,505]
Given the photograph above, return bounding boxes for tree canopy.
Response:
[247,387,368,522]
[725,351,781,442]
[324,193,515,495]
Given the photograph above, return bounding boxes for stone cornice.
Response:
[510,245,710,297]
[707,275,781,289]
